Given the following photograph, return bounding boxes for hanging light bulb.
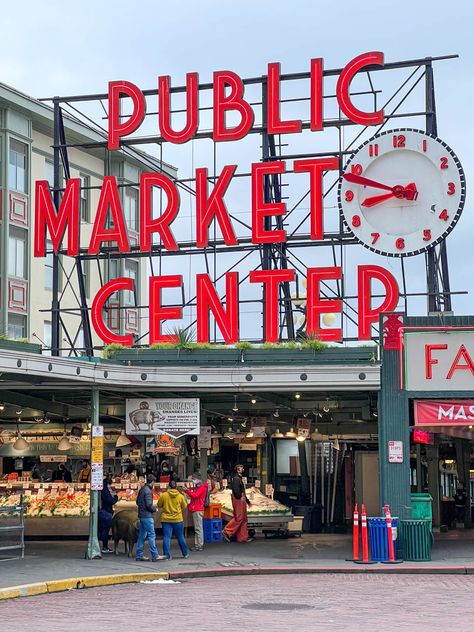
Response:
[15,408,23,416]
[246,430,254,438]
[271,428,284,439]
[232,396,239,412]
[116,429,132,447]
[0,402,5,411]
[58,431,72,451]
[295,393,301,400]
[13,425,29,451]
[250,396,257,405]
[285,427,297,438]
[296,434,306,442]
[273,408,280,418]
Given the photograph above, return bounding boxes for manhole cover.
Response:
[243,603,313,612]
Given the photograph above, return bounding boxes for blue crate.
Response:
[368,517,399,561]
[204,530,223,543]
[203,518,222,533]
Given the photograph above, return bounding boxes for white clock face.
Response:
[338,128,466,256]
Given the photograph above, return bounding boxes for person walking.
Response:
[98,474,118,553]
[184,471,209,551]
[158,480,190,560]
[222,464,252,543]
[136,474,166,562]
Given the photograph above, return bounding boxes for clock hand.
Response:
[361,192,395,208]
[343,172,394,192]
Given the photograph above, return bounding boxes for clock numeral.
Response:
[439,208,449,221]
[351,215,361,228]
[440,157,449,170]
[368,144,379,157]
[423,229,432,242]
[392,134,406,148]
[422,139,427,153]
[371,232,380,245]
[345,190,354,202]
[447,182,455,195]
[396,238,405,250]
[351,163,363,176]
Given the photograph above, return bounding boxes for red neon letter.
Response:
[213,70,254,142]
[196,272,239,343]
[140,173,179,252]
[250,269,295,343]
[293,157,339,240]
[446,344,474,379]
[310,58,324,131]
[34,179,79,257]
[89,176,130,255]
[306,267,342,342]
[425,344,448,379]
[251,161,286,244]
[159,73,199,143]
[149,275,183,344]
[267,62,302,135]
[108,81,146,150]
[336,52,384,125]
[196,166,238,248]
[358,265,399,340]
[91,278,133,346]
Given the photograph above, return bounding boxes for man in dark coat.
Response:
[98,475,118,553]
[135,474,166,561]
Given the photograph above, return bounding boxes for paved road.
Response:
[1,574,473,631]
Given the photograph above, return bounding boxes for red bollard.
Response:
[353,504,359,561]
[361,504,369,562]
[382,503,403,564]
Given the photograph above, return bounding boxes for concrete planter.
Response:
[0,339,42,354]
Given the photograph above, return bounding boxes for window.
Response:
[45,240,53,290]
[123,260,138,305]
[80,174,89,222]
[108,258,119,283]
[45,160,54,188]
[8,227,27,278]
[9,139,28,193]
[124,188,138,232]
[43,321,52,355]
[8,314,26,340]
[81,259,90,298]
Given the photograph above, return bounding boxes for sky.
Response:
[1,0,473,341]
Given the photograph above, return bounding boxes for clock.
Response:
[338,128,466,257]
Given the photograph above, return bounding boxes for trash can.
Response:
[411,493,433,530]
[368,517,399,561]
[293,506,313,532]
[398,519,432,561]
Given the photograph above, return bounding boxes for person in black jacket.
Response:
[98,475,118,553]
[222,464,253,543]
[52,463,72,483]
[135,474,166,562]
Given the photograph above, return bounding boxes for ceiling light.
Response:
[372,410,378,418]
[286,428,297,438]
[228,416,234,423]
[469,425,473,430]
[323,406,330,413]
[273,408,280,418]
[16,408,23,415]
[116,429,132,447]
[58,432,72,451]
[251,396,257,405]
[296,434,306,442]
[295,393,301,400]
[232,395,239,412]
[246,430,254,438]
[271,429,284,439]
[13,426,29,451]
[0,402,5,411]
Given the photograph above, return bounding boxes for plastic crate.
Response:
[204,503,222,519]
[203,518,223,543]
[368,517,398,562]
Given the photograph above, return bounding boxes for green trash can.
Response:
[410,493,433,522]
[399,519,432,561]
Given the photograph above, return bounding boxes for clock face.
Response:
[338,128,466,256]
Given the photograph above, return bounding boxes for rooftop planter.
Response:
[0,337,42,354]
[103,341,377,366]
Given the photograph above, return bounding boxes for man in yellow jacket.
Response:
[157,480,190,560]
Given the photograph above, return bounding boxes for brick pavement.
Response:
[1,574,473,632]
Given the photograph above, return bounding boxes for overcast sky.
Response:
[2,0,473,339]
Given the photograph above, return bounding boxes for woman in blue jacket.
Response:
[98,475,118,553]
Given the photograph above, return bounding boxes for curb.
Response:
[0,572,169,601]
[1,565,474,600]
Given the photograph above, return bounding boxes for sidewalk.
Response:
[1,530,473,591]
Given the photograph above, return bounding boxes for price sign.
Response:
[255,480,261,488]
[67,487,74,496]
[242,477,248,486]
[222,479,228,488]
[33,483,41,489]
[24,490,32,497]
[37,488,45,498]
[23,482,30,489]
[215,482,221,489]
[265,484,273,497]
[50,488,58,498]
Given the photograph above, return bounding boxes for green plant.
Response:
[0,334,11,340]
[235,341,253,349]
[301,333,326,351]
[149,342,176,350]
[102,343,127,359]
[169,326,196,350]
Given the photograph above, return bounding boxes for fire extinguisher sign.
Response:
[388,441,404,463]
